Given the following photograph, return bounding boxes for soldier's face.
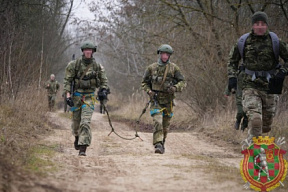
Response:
[50,76,55,81]
[252,21,268,36]
[160,52,170,63]
[83,49,93,58]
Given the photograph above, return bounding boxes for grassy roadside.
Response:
[0,89,59,191]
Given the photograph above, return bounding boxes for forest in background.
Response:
[85,0,288,114]
[1,0,288,191]
[1,0,288,114]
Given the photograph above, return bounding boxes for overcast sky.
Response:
[73,0,94,21]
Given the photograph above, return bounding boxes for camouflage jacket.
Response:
[227,30,288,91]
[141,62,186,104]
[45,80,60,96]
[64,56,108,94]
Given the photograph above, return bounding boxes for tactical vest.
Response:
[74,58,101,90]
[150,62,177,92]
[47,80,59,95]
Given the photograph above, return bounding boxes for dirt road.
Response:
[32,111,249,192]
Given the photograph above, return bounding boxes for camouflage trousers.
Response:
[71,93,95,146]
[242,88,278,138]
[150,102,173,145]
[48,95,56,111]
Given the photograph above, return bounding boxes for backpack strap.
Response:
[237,33,250,59]
[269,32,279,62]
[237,32,279,61]
[159,63,170,88]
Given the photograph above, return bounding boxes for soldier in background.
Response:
[142,44,186,154]
[45,74,60,111]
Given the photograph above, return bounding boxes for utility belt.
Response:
[70,92,97,112]
[73,92,95,97]
[242,65,284,94]
[244,68,275,82]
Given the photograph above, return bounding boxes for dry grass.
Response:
[0,85,59,191]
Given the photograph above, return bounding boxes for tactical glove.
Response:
[275,69,286,79]
[98,88,108,100]
[228,77,237,93]
[147,90,155,99]
[66,97,74,107]
[168,86,176,94]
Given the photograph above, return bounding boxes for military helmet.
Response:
[81,41,97,52]
[157,44,173,55]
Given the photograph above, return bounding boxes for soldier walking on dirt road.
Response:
[45,74,60,111]
[227,11,288,142]
[142,44,186,154]
[63,41,108,156]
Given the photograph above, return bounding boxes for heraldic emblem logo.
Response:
[240,136,287,191]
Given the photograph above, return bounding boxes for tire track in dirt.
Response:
[36,111,249,192]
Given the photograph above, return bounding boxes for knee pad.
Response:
[251,113,262,128]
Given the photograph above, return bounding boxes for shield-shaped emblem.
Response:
[240,136,287,191]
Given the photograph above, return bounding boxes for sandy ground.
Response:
[27,111,258,192]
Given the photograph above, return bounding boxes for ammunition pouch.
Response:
[151,75,175,92]
[75,76,99,90]
[152,91,174,105]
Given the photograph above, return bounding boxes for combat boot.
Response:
[74,136,80,150]
[154,143,164,154]
[79,145,87,156]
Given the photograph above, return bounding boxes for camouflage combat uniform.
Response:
[142,46,186,153]
[227,29,288,139]
[64,56,108,148]
[45,78,60,111]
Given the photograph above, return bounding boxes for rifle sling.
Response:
[160,63,170,88]
[80,63,93,80]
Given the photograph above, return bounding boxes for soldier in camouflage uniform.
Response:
[64,41,108,156]
[142,44,186,154]
[45,74,60,111]
[227,12,288,141]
